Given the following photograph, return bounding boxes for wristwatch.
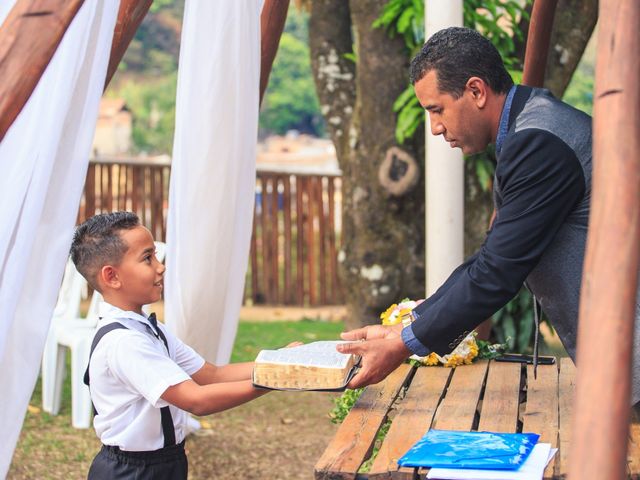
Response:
[400,310,416,328]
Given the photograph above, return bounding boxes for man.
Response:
[337,27,640,406]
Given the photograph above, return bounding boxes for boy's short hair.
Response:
[70,211,140,290]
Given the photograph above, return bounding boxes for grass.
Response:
[231,318,345,362]
[9,318,344,480]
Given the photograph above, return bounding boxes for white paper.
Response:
[255,341,353,368]
[427,443,556,480]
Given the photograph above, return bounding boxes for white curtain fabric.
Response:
[0,1,119,476]
[165,0,263,364]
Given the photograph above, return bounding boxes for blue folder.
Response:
[398,429,539,470]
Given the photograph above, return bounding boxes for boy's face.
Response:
[104,226,165,313]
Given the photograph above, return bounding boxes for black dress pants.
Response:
[87,441,187,480]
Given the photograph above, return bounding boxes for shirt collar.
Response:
[495,85,517,156]
[98,301,154,328]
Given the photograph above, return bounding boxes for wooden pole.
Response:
[0,0,84,142]
[521,0,558,87]
[104,0,152,89]
[569,1,640,479]
[259,0,289,105]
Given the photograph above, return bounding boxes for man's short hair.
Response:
[70,211,140,290]
[409,27,513,98]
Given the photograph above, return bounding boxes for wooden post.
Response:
[0,0,84,142]
[104,0,152,89]
[521,0,558,87]
[259,0,289,105]
[569,1,640,479]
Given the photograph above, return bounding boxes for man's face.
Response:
[414,70,489,155]
[113,226,165,311]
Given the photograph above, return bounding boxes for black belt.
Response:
[102,440,185,461]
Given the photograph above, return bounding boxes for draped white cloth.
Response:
[0,1,119,476]
[165,0,263,364]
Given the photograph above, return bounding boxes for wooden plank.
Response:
[260,176,270,303]
[318,176,327,304]
[282,175,292,304]
[306,177,317,305]
[431,361,489,431]
[0,0,84,141]
[259,0,289,104]
[250,187,259,304]
[477,361,521,433]
[369,367,452,480]
[315,364,413,480]
[558,358,576,478]
[295,176,305,304]
[85,163,95,219]
[628,406,640,478]
[522,363,558,479]
[270,176,279,303]
[105,0,152,88]
[327,178,338,303]
[106,164,113,212]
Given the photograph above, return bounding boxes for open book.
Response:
[252,341,359,391]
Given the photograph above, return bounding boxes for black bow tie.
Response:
[148,312,159,333]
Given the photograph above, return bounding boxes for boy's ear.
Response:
[99,265,121,290]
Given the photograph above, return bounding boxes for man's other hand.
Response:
[336,334,411,389]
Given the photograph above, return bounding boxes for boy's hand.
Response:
[284,341,304,348]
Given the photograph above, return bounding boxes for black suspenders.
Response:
[84,322,177,447]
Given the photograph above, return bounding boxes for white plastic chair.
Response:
[42,241,166,429]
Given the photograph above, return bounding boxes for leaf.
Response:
[393,85,418,112]
[397,8,414,34]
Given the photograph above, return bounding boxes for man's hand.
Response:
[336,334,411,389]
[340,323,403,342]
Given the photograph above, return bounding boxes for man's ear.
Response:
[466,77,488,108]
[99,265,121,290]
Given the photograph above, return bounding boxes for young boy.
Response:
[71,211,272,479]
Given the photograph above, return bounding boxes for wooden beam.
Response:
[569,1,640,479]
[0,0,84,142]
[522,0,558,87]
[104,0,152,89]
[259,0,289,105]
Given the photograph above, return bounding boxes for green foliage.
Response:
[259,32,325,136]
[231,318,344,363]
[477,337,508,359]
[108,73,177,154]
[491,288,551,353]
[329,388,364,424]
[359,418,392,473]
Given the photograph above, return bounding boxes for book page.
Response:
[255,341,353,369]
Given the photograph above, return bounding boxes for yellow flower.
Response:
[380,303,398,325]
[424,353,440,366]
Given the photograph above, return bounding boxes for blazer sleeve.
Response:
[409,128,586,355]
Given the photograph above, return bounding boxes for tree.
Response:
[308,0,597,329]
[310,0,426,328]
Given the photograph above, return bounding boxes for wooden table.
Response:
[315,359,640,479]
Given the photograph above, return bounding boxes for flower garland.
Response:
[381,298,505,367]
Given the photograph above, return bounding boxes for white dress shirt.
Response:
[89,302,205,451]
